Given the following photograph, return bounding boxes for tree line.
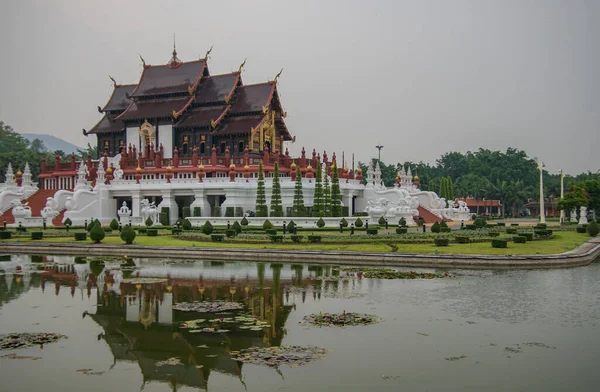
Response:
[358,147,600,216]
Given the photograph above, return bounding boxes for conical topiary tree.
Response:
[110,218,119,230]
[447,176,455,202]
[90,224,105,243]
[255,162,268,217]
[120,225,136,244]
[323,169,331,217]
[270,162,283,217]
[292,166,305,217]
[330,163,342,217]
[313,162,324,217]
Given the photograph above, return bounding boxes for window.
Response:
[238,141,244,152]
[200,142,205,154]
[182,135,189,155]
[220,143,226,154]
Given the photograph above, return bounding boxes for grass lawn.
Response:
[2,230,592,256]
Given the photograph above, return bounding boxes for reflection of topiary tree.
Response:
[330,163,342,217]
[292,166,305,217]
[256,162,268,217]
[313,162,324,217]
[270,162,283,217]
[120,225,136,244]
[89,260,104,277]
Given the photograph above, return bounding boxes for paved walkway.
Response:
[2,237,599,269]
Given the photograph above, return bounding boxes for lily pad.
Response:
[301,312,381,327]
[341,267,452,280]
[230,345,327,367]
[0,333,67,351]
[121,277,167,284]
[173,301,244,313]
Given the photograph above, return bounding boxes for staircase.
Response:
[0,189,57,225]
[417,206,443,224]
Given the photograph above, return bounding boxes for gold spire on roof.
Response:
[204,45,213,60]
[274,68,283,83]
[167,34,182,68]
[237,58,247,74]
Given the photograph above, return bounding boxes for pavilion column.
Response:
[190,189,210,217]
[131,192,142,221]
[158,190,178,225]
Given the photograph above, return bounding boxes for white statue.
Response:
[10,199,32,219]
[74,161,90,190]
[118,201,131,218]
[140,199,159,225]
[570,208,578,223]
[579,206,588,225]
[113,162,123,180]
[40,197,59,220]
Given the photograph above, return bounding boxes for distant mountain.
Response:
[21,133,84,154]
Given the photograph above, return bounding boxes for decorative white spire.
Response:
[4,163,14,184]
[22,162,32,185]
[96,163,105,184]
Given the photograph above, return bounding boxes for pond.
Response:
[1,254,599,391]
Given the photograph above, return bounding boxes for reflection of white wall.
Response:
[126,294,140,323]
[159,293,173,325]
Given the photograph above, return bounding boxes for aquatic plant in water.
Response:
[173,301,244,313]
[301,312,381,327]
[340,267,451,279]
[0,333,67,350]
[230,345,327,367]
[179,314,270,333]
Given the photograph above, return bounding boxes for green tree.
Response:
[89,224,105,243]
[323,170,331,217]
[557,185,589,212]
[313,162,325,217]
[330,163,342,217]
[447,176,455,201]
[120,225,136,244]
[292,166,305,217]
[270,162,283,217]
[255,162,268,217]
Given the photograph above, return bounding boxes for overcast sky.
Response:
[1,0,598,175]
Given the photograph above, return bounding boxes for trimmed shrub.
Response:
[455,236,470,244]
[159,210,169,226]
[587,221,600,237]
[287,220,296,233]
[536,223,547,230]
[241,217,249,226]
[491,239,508,248]
[291,235,303,243]
[120,225,137,244]
[225,207,235,217]
[263,220,273,230]
[355,218,363,228]
[440,221,449,229]
[307,235,322,243]
[506,228,518,234]
[471,214,477,221]
[514,236,527,243]
[398,217,407,227]
[496,222,506,227]
[534,229,552,238]
[465,224,476,230]
[441,227,452,233]
[172,228,183,235]
[576,226,587,233]
[486,224,496,229]
[353,212,369,217]
[378,216,386,225]
[474,217,485,228]
[434,238,449,247]
[341,218,348,227]
[103,228,113,234]
[64,218,73,226]
[521,232,533,241]
[182,206,191,218]
[74,232,87,241]
[232,221,242,234]
[366,228,378,235]
[270,235,284,242]
[211,234,225,242]
[110,219,119,230]
[0,232,12,240]
[226,229,237,238]
[431,221,441,233]
[90,224,105,243]
[147,229,158,236]
[31,232,43,240]
[193,207,201,217]
[316,217,326,228]
[265,229,277,236]
[137,228,147,234]
[511,223,519,227]
[489,232,500,237]
[202,221,214,235]
[396,227,408,234]
[182,218,192,230]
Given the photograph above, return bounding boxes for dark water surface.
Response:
[1,255,599,392]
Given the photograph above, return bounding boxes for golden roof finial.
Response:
[109,75,117,87]
[237,58,247,74]
[274,68,283,83]
[172,110,180,119]
[188,85,194,95]
[204,45,214,60]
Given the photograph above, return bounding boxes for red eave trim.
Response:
[174,95,197,118]
[114,100,135,120]
[190,61,207,91]
[224,73,241,102]
[212,106,231,128]
[127,66,147,98]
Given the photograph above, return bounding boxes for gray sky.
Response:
[1,0,598,175]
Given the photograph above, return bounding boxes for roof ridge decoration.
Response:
[139,54,148,69]
[167,34,183,69]
[273,68,283,84]
[237,58,247,74]
[204,45,213,60]
[109,75,118,88]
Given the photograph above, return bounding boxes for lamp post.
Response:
[538,160,546,224]
[375,145,383,164]
[559,169,564,225]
